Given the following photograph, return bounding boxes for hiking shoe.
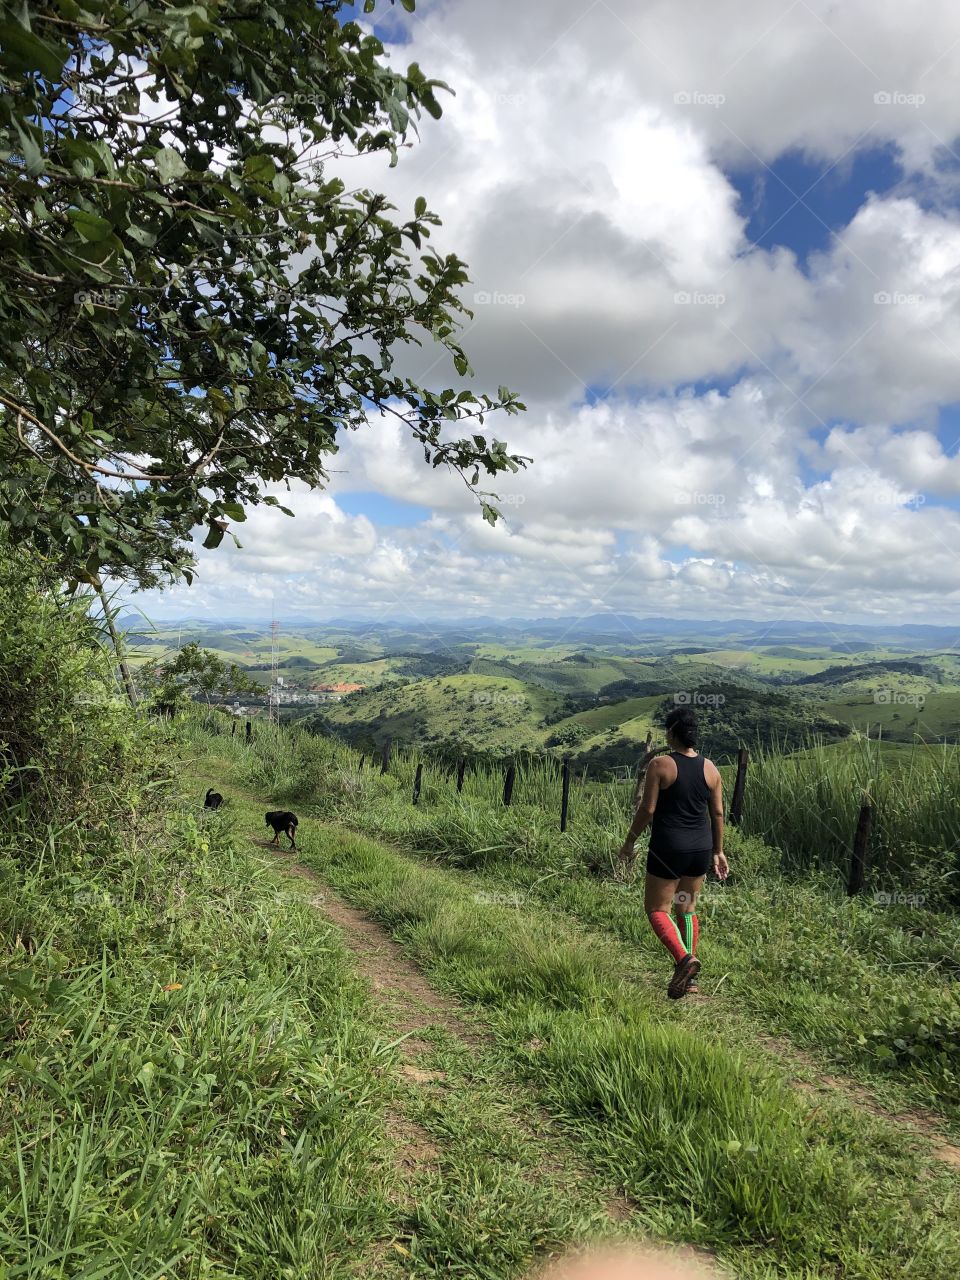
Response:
[667,954,700,1000]
[686,974,699,995]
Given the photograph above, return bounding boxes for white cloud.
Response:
[130,0,960,626]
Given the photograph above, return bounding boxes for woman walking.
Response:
[619,706,728,999]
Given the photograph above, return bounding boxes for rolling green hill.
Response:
[311,673,567,755]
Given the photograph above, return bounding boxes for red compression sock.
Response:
[648,911,688,963]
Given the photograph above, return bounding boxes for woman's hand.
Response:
[712,851,729,881]
[618,838,636,863]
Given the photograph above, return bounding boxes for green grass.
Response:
[819,690,960,741]
[319,673,566,753]
[188,715,960,1128]
[188,746,960,1280]
[0,798,400,1277]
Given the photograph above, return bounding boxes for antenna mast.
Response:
[269,613,280,727]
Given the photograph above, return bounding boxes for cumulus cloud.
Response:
[131,0,960,626]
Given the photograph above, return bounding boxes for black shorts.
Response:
[646,845,712,881]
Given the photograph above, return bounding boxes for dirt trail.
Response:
[256,825,960,1178]
[259,844,637,1224]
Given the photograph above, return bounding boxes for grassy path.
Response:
[367,836,960,1165]
[261,842,641,1277]
[201,755,960,1280]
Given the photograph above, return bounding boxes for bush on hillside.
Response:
[0,553,161,844]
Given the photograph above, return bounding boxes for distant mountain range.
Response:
[118,610,960,650]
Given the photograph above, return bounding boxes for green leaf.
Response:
[414,195,427,217]
[154,147,187,184]
[12,120,44,176]
[67,208,113,243]
[243,153,275,183]
[202,524,225,550]
[421,89,443,120]
[0,20,69,79]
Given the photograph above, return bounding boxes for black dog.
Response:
[204,788,224,810]
[265,810,298,850]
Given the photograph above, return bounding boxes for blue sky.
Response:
[727,144,903,266]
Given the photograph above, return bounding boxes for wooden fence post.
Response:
[232,722,236,737]
[456,758,466,793]
[729,747,748,825]
[560,757,571,832]
[380,738,392,775]
[245,720,252,744]
[632,732,654,809]
[503,763,516,807]
[412,762,423,805]
[847,797,873,896]
[358,754,365,771]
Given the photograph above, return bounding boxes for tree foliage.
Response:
[140,641,258,709]
[0,0,527,588]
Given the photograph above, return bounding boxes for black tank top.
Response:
[649,752,712,854]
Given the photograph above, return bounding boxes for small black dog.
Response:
[204,788,224,810]
[265,810,298,850]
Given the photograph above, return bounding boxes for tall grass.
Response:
[193,712,960,893]
[738,736,960,897]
